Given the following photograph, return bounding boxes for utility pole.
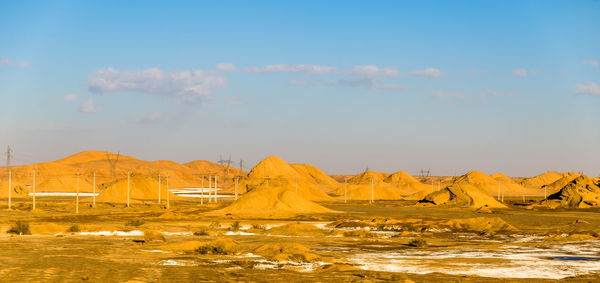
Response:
[166,175,170,209]
[344,178,348,204]
[239,158,243,172]
[497,181,501,201]
[92,172,96,207]
[501,181,504,203]
[370,178,374,204]
[295,176,298,194]
[208,175,212,203]
[6,146,12,210]
[158,173,161,204]
[201,176,204,205]
[234,176,239,200]
[127,171,130,207]
[32,168,36,210]
[214,175,218,203]
[76,171,80,214]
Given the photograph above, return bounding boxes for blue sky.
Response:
[1,0,599,176]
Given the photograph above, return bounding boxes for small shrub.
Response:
[251,224,266,230]
[194,227,209,236]
[67,224,81,233]
[407,238,428,247]
[7,221,31,235]
[208,221,220,230]
[229,221,240,231]
[194,239,237,255]
[125,219,145,227]
[196,245,226,255]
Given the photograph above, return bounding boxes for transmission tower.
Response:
[217,154,233,183]
[105,151,120,181]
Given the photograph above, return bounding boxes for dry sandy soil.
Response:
[0,197,599,282]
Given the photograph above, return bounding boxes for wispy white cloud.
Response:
[346,65,398,78]
[88,67,228,103]
[246,64,423,90]
[581,60,598,68]
[486,89,519,97]
[512,68,528,77]
[79,98,98,113]
[431,91,464,99]
[338,78,406,90]
[133,112,169,124]
[0,56,29,67]
[215,62,236,72]
[63,94,78,102]
[409,68,443,79]
[575,82,600,96]
[245,64,337,74]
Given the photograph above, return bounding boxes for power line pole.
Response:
[497,181,501,201]
[344,180,348,203]
[127,171,130,207]
[370,178,374,204]
[6,146,12,210]
[32,168,36,210]
[214,175,218,203]
[158,173,161,204]
[76,171,80,214]
[266,176,270,190]
[234,176,239,201]
[92,172,96,207]
[208,175,212,203]
[295,176,298,194]
[166,175,170,209]
[201,176,204,205]
[501,181,504,203]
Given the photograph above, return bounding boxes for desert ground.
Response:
[1,152,599,282]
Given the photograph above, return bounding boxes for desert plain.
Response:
[1,151,600,282]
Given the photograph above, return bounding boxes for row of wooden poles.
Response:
[5,169,223,214]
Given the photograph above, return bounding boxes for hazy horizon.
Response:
[1,1,599,177]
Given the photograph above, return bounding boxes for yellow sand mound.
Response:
[247,156,299,178]
[332,170,429,200]
[447,171,539,197]
[442,217,517,234]
[206,187,337,218]
[289,164,340,191]
[96,175,181,203]
[0,150,243,202]
[347,170,388,184]
[333,183,404,200]
[520,171,564,188]
[236,156,334,201]
[267,222,329,236]
[253,243,320,262]
[419,181,506,208]
[540,175,600,208]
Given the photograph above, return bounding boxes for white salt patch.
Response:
[347,241,600,279]
[80,230,143,236]
[225,231,255,236]
[161,259,185,266]
[28,192,98,197]
[140,249,169,253]
[160,231,192,236]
